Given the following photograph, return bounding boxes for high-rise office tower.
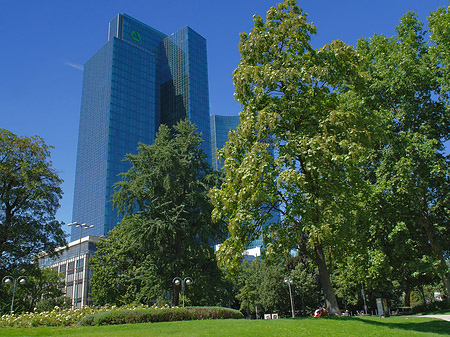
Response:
[210,114,280,251]
[210,114,241,171]
[72,14,210,240]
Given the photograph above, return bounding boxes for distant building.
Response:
[72,14,211,240]
[37,236,100,308]
[210,114,240,171]
[244,208,280,251]
[210,114,280,251]
[242,246,262,262]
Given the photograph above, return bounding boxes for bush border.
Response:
[78,307,243,326]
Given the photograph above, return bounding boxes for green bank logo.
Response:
[130,30,141,42]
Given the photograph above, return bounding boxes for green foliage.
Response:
[78,307,243,326]
[235,260,265,316]
[211,0,379,315]
[0,129,66,271]
[409,300,450,314]
[212,0,450,313]
[355,8,450,298]
[0,129,66,314]
[235,256,322,317]
[428,5,450,105]
[90,120,232,307]
[88,226,141,306]
[288,256,322,315]
[236,259,281,316]
[1,265,68,315]
[27,267,69,313]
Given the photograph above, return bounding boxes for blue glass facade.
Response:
[210,114,241,171]
[210,114,280,250]
[160,27,211,162]
[72,14,210,240]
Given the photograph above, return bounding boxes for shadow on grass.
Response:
[352,316,450,335]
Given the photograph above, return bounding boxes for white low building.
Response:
[36,236,100,307]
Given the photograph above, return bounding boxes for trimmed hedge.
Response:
[78,307,243,326]
[410,300,450,314]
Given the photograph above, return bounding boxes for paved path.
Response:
[413,314,450,322]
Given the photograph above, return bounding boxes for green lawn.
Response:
[1,316,449,337]
[411,310,450,315]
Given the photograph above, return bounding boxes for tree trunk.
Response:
[314,242,340,315]
[420,214,450,298]
[172,264,181,307]
[442,274,450,300]
[420,286,426,305]
[172,283,180,307]
[172,232,182,307]
[404,287,411,307]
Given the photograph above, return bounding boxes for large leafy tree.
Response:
[1,265,68,314]
[356,10,450,297]
[89,225,136,305]
[90,120,230,306]
[236,259,290,317]
[0,129,66,272]
[284,253,323,316]
[211,0,378,315]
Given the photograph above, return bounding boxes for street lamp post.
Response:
[68,222,94,308]
[172,277,193,307]
[2,276,27,314]
[361,282,368,315]
[284,278,295,318]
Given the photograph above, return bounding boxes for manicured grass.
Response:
[413,310,450,315]
[1,316,449,337]
[430,310,450,315]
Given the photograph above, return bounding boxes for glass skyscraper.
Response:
[210,114,241,171]
[72,14,211,240]
[210,114,280,250]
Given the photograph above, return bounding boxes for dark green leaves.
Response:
[0,129,66,272]
[91,120,229,306]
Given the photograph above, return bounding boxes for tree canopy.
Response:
[211,0,450,313]
[0,129,66,272]
[211,0,381,315]
[0,265,68,314]
[90,120,231,307]
[355,9,450,299]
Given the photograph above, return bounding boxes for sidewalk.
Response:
[413,314,450,322]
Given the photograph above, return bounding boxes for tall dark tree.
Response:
[90,120,229,306]
[0,129,66,271]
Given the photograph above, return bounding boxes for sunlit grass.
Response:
[1,316,449,337]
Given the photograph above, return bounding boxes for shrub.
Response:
[188,307,243,320]
[78,307,243,326]
[411,300,450,314]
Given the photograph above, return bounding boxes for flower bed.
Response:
[0,304,243,328]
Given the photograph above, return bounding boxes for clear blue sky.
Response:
[1,0,448,236]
